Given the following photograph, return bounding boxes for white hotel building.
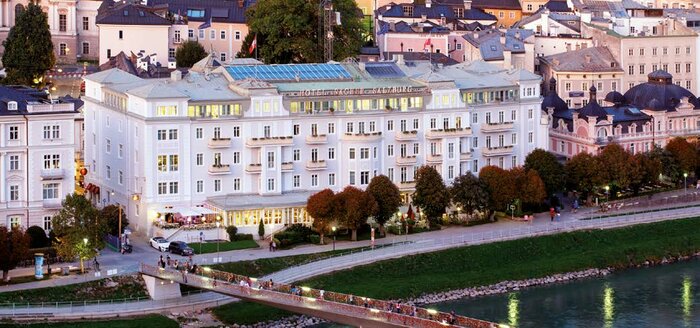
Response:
[83,58,548,236]
[0,86,82,230]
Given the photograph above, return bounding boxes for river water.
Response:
[312,259,700,328]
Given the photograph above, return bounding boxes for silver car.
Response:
[149,237,170,252]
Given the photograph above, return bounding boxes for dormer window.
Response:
[7,101,17,111]
[403,6,413,16]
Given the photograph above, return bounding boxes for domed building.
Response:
[547,71,700,158]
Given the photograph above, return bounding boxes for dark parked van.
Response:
[168,241,194,256]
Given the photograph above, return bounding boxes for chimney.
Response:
[500,36,505,44]
[566,43,571,52]
[584,54,591,63]
[171,70,182,82]
[426,0,432,8]
[238,0,244,8]
[464,0,472,10]
[397,53,405,65]
[421,14,427,21]
[359,62,366,71]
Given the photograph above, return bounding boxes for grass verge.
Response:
[0,275,148,304]
[189,239,259,254]
[0,275,47,286]
[0,314,177,328]
[214,217,700,325]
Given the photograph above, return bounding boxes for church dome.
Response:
[604,91,626,105]
[623,70,700,111]
[541,77,568,113]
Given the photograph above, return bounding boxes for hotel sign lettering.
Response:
[289,86,419,97]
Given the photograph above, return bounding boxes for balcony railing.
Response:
[426,153,443,163]
[281,162,293,171]
[395,130,419,141]
[305,134,328,145]
[40,168,65,180]
[482,145,514,156]
[208,164,231,175]
[395,155,417,166]
[306,160,327,170]
[398,181,416,190]
[208,138,231,149]
[245,163,262,173]
[481,122,514,133]
[246,136,294,147]
[340,132,382,142]
[425,127,472,139]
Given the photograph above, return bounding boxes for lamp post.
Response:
[684,172,688,194]
[216,215,222,262]
[111,191,123,247]
[80,238,88,274]
[604,185,610,203]
[331,226,336,251]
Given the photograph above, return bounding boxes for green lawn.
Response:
[0,275,47,286]
[189,239,259,254]
[0,275,148,304]
[214,217,700,325]
[0,314,177,328]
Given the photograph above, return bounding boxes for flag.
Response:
[249,34,257,55]
[377,22,389,35]
[407,204,415,221]
[198,17,212,30]
[423,38,432,50]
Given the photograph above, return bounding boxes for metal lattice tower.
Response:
[320,0,334,62]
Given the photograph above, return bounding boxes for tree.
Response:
[258,220,265,240]
[366,175,401,236]
[2,1,55,86]
[306,189,337,244]
[26,225,49,248]
[479,165,516,212]
[665,137,698,177]
[52,193,107,272]
[512,167,547,206]
[632,152,661,193]
[450,172,489,217]
[336,186,377,241]
[596,143,636,192]
[240,0,364,63]
[0,226,30,282]
[648,147,681,182]
[524,149,565,196]
[226,225,238,242]
[100,204,128,237]
[412,166,450,226]
[565,152,601,197]
[175,40,207,68]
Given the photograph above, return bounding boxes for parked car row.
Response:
[149,237,194,256]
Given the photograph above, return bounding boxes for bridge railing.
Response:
[140,263,496,328]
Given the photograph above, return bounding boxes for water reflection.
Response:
[602,283,614,328]
[682,275,692,327]
[507,293,519,327]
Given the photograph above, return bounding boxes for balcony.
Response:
[40,168,65,180]
[395,130,419,141]
[208,138,231,149]
[245,163,262,173]
[305,134,328,145]
[426,153,443,163]
[460,152,473,161]
[395,156,417,166]
[482,145,514,156]
[281,162,293,171]
[42,199,62,209]
[208,164,231,175]
[306,160,327,171]
[340,132,382,142]
[398,181,416,190]
[425,128,472,139]
[246,136,294,147]
[481,122,514,133]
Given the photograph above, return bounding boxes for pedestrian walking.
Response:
[272,240,277,252]
[449,310,456,324]
[166,255,171,266]
[549,207,555,222]
[93,258,100,271]
[269,240,273,252]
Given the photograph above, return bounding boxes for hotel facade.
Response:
[83,59,547,236]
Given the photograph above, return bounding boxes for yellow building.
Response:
[473,0,524,28]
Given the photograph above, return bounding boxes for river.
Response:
[312,259,700,327]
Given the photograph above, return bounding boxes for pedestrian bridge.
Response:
[139,263,498,328]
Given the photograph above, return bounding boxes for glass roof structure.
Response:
[225,63,352,81]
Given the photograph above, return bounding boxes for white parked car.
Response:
[150,237,170,252]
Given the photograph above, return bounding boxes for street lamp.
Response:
[684,172,688,194]
[331,226,337,251]
[604,185,610,203]
[80,238,88,274]
[216,216,221,261]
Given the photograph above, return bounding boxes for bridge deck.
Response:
[140,264,497,328]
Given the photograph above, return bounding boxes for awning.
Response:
[193,207,217,215]
[177,208,201,217]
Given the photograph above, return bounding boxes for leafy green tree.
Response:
[648,147,681,182]
[596,143,636,192]
[665,137,698,177]
[258,220,265,240]
[413,166,449,226]
[450,172,489,218]
[336,186,377,241]
[52,193,107,272]
[100,204,128,236]
[512,167,547,206]
[565,152,601,197]
[240,0,364,63]
[479,165,516,212]
[175,40,207,68]
[306,189,337,244]
[26,225,49,248]
[0,226,30,282]
[524,148,565,196]
[366,175,401,236]
[226,225,238,242]
[2,1,55,86]
[631,152,661,193]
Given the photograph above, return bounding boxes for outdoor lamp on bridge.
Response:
[684,172,688,194]
[332,226,337,251]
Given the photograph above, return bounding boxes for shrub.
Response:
[26,226,49,248]
[309,235,321,245]
[231,233,253,241]
[286,224,313,235]
[226,226,238,242]
[258,220,265,239]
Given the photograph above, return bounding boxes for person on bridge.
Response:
[449,310,456,324]
[166,255,172,267]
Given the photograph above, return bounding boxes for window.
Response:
[118,170,124,185]
[196,128,203,139]
[158,182,167,195]
[42,183,59,200]
[220,30,226,39]
[9,216,20,229]
[527,4,532,11]
[233,178,241,191]
[169,155,179,171]
[676,47,681,55]
[328,173,336,186]
[360,171,370,185]
[328,123,335,134]
[196,180,204,193]
[233,152,241,164]
[652,47,658,56]
[639,64,645,75]
[118,144,123,158]
[214,179,221,192]
[448,166,454,179]
[349,171,356,185]
[9,126,19,140]
[82,17,89,30]
[628,65,634,75]
[188,29,194,38]
[413,143,420,155]
[687,81,691,90]
[328,148,335,160]
[43,216,52,231]
[210,30,216,39]
[235,31,241,40]
[267,178,275,191]
[387,144,394,157]
[196,153,203,166]
[565,83,571,91]
[311,174,318,187]
[9,185,19,201]
[156,106,177,116]
[511,133,517,144]
[106,165,112,179]
[199,29,205,39]
[105,139,111,153]
[118,30,123,39]
[82,42,89,55]
[676,63,681,74]
[188,9,205,17]
[413,118,419,130]
[293,124,300,136]
[387,120,394,131]
[360,148,369,159]
[639,48,645,56]
[687,63,692,73]
[687,47,691,54]
[293,149,300,161]
[169,182,179,194]
[59,43,67,56]
[400,119,407,132]
[169,48,175,59]
[43,154,60,169]
[9,155,19,170]
[267,151,275,168]
[59,14,66,32]
[663,47,668,55]
[349,148,356,159]
[628,48,633,56]
[528,132,534,143]
[233,126,240,137]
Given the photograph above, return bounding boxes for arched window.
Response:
[597,128,608,138]
[15,4,24,19]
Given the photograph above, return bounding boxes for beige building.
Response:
[539,46,623,108]
[583,18,698,95]
[0,0,101,64]
[642,0,694,8]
